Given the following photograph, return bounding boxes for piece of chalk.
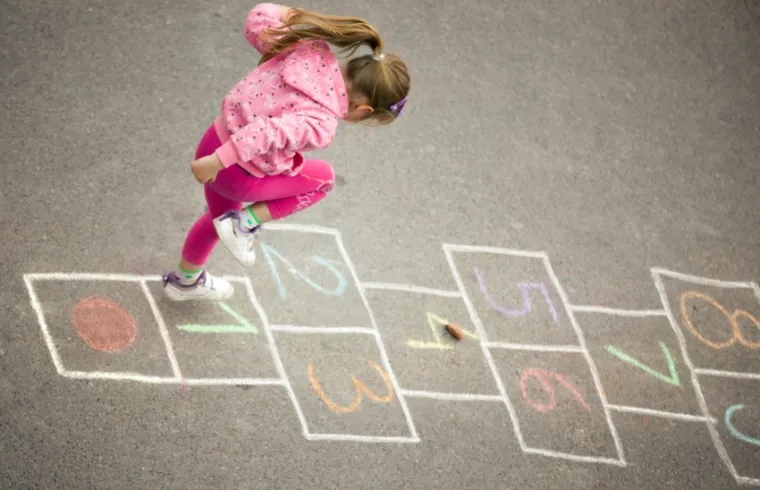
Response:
[445,323,463,341]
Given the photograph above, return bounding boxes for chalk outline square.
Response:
[248,222,374,330]
[443,244,626,466]
[360,282,502,398]
[154,275,285,386]
[22,272,182,384]
[652,267,760,486]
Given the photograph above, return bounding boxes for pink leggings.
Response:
[181,124,334,265]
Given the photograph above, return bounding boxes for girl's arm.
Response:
[215,103,338,175]
[244,3,295,54]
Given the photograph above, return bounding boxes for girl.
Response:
[162,3,410,301]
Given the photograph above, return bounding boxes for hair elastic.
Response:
[372,53,385,61]
[390,95,407,117]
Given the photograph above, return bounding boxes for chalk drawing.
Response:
[725,404,760,448]
[606,404,716,424]
[443,243,626,467]
[71,296,137,353]
[361,281,463,298]
[407,312,478,350]
[177,302,258,334]
[259,241,347,299]
[605,342,681,387]
[679,290,760,350]
[520,368,592,413]
[308,360,394,414]
[474,267,559,324]
[653,267,760,487]
[21,228,760,482]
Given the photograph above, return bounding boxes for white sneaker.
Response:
[163,270,234,301]
[213,209,259,267]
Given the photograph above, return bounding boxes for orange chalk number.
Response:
[308,360,394,414]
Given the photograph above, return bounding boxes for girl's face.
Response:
[341,63,373,123]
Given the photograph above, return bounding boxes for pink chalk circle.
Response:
[71,296,137,353]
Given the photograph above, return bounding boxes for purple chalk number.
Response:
[473,267,559,324]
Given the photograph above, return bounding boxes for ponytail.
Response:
[258,9,384,65]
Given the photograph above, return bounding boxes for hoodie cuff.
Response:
[215,141,240,168]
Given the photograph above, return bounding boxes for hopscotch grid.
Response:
[606,404,717,424]
[359,281,463,298]
[140,280,183,381]
[268,325,378,336]
[22,276,65,375]
[651,269,745,485]
[443,246,527,451]
[243,276,310,439]
[335,232,420,442]
[483,342,584,353]
[542,256,627,465]
[568,305,667,317]
[400,390,503,402]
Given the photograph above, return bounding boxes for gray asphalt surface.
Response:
[2,0,760,488]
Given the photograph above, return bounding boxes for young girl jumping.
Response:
[162,3,410,301]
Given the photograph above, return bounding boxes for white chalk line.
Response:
[524,448,626,467]
[263,222,340,236]
[483,342,584,353]
[606,404,717,424]
[543,256,627,465]
[305,433,420,444]
[359,281,463,298]
[140,280,183,381]
[183,378,284,387]
[443,246,528,452]
[651,267,755,289]
[694,369,760,380]
[442,243,547,259]
[737,476,760,487]
[652,271,744,485]
[336,233,419,441]
[268,325,378,336]
[61,371,285,387]
[568,305,667,317]
[400,389,503,402]
[23,272,164,282]
[243,277,309,439]
[22,276,65,375]
[63,371,180,383]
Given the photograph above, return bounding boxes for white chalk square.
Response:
[652,268,760,375]
[23,273,179,383]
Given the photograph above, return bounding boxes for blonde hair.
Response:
[259,9,410,124]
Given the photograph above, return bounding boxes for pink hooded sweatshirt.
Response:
[212,3,349,178]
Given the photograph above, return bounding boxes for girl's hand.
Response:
[190,154,224,184]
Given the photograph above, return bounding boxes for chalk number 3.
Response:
[308,360,394,414]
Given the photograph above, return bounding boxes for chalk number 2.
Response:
[260,242,347,299]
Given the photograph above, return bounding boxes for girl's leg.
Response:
[213,159,334,265]
[164,126,244,301]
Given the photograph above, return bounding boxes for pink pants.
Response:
[181,124,334,265]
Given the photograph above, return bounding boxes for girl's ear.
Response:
[356,104,374,114]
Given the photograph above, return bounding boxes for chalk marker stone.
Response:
[71,296,137,353]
